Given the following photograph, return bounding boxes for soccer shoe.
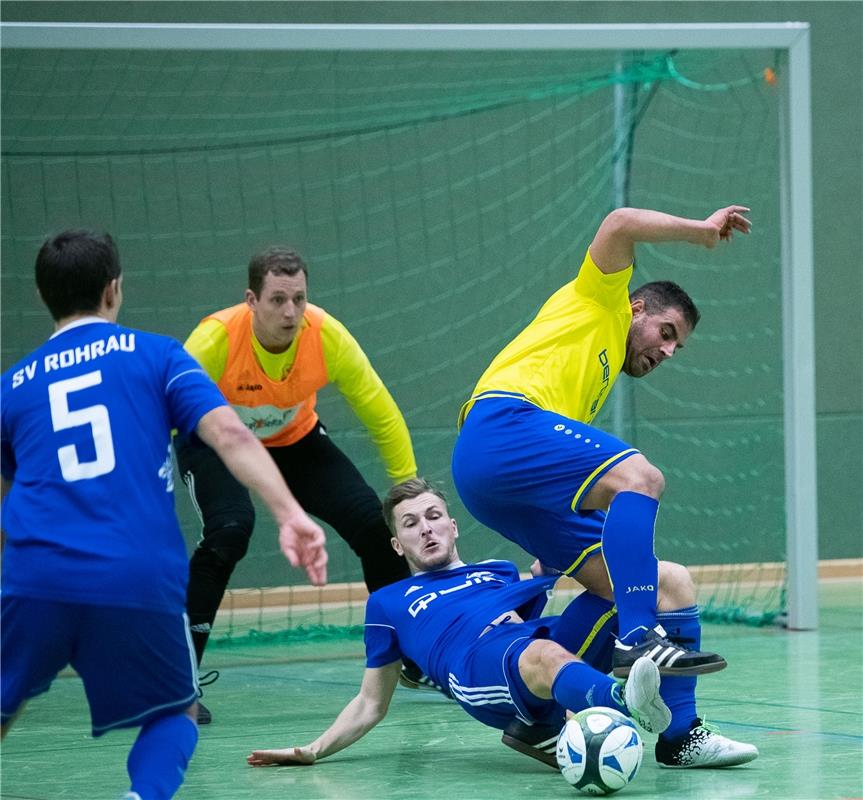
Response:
[399,661,444,692]
[620,656,672,734]
[656,718,759,768]
[612,625,727,677]
[196,701,212,725]
[501,718,561,769]
[196,669,220,725]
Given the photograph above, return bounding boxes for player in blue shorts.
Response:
[452,204,758,767]
[246,478,673,769]
[1,230,328,800]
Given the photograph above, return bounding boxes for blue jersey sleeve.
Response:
[363,591,402,668]
[162,339,228,434]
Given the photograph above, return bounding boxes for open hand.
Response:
[702,205,752,247]
[279,512,328,586]
[247,746,317,767]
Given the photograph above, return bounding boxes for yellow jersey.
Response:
[459,250,633,426]
[185,306,417,483]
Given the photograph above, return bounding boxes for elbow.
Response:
[214,420,256,452]
[600,207,637,235]
[198,407,256,452]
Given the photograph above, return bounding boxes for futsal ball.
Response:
[555,707,643,795]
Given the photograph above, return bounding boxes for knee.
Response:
[657,561,696,610]
[519,640,579,699]
[596,455,666,506]
[196,523,254,568]
[625,457,665,498]
[202,502,255,540]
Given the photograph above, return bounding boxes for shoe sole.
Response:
[657,749,759,768]
[626,659,671,734]
[501,733,559,770]
[614,657,728,678]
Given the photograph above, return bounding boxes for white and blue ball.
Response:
[555,707,643,795]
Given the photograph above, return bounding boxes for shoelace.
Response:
[197,669,220,697]
[693,717,721,736]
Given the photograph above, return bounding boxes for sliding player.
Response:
[247,478,671,769]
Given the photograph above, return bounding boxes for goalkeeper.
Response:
[176,246,420,723]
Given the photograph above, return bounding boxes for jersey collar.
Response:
[50,316,112,339]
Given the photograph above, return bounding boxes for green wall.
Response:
[2,2,860,578]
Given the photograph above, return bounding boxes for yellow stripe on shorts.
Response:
[569,448,639,512]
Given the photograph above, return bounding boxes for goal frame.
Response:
[1,21,818,629]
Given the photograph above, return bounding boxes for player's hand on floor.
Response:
[247,746,317,767]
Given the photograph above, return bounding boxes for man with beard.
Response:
[451,204,759,766]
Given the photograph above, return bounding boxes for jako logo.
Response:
[588,348,611,417]
[625,584,655,593]
[236,383,263,391]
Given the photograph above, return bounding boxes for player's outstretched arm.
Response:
[196,405,328,585]
[247,661,402,767]
[589,205,752,274]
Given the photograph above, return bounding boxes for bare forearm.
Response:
[309,693,387,760]
[590,205,751,273]
[604,207,713,246]
[247,664,397,768]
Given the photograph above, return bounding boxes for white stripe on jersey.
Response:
[448,674,513,707]
[166,367,209,391]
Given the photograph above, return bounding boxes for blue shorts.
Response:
[1,596,198,736]
[452,397,639,575]
[447,620,564,730]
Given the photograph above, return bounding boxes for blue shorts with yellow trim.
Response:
[452,395,639,575]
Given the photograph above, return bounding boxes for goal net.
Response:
[1,24,815,643]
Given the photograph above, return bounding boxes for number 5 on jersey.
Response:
[48,370,116,482]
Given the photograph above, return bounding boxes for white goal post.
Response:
[1,21,818,629]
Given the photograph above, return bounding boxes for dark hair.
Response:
[382,478,448,534]
[247,246,308,298]
[35,230,121,321]
[630,280,701,330]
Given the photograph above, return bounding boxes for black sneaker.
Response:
[655,718,759,768]
[612,625,727,677]
[500,719,562,769]
[195,670,219,726]
[399,661,446,693]
[196,701,212,726]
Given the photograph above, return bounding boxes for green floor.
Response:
[2,580,861,800]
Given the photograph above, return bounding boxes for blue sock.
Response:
[551,661,626,716]
[550,592,618,674]
[128,712,198,800]
[656,606,700,741]
[601,491,659,644]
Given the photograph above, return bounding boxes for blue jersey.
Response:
[1,318,227,613]
[364,560,556,688]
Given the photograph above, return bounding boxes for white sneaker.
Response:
[621,656,672,734]
[121,793,143,800]
[656,719,759,767]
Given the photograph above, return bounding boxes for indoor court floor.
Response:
[2,579,861,800]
